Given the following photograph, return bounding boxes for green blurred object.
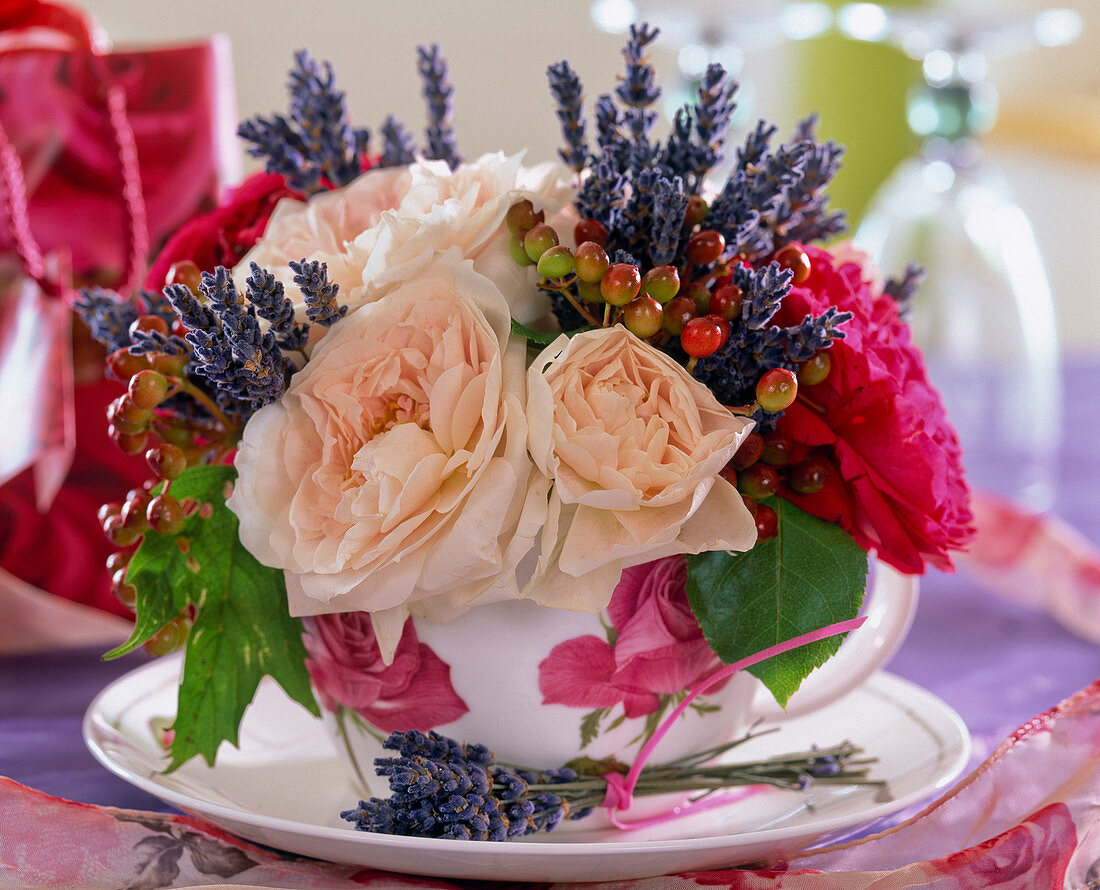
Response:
[795,0,926,228]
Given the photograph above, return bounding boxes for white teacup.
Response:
[308,557,916,799]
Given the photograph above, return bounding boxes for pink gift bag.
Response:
[0,0,237,615]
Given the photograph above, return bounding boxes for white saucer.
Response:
[84,656,969,882]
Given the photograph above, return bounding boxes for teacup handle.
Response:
[745,558,919,722]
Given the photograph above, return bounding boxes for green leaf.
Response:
[105,464,319,770]
[510,318,594,345]
[686,498,868,707]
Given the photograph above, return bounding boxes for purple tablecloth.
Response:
[2,364,1099,817]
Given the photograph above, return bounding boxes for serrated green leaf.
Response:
[686,498,868,707]
[105,464,319,770]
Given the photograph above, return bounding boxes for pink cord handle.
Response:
[602,616,867,830]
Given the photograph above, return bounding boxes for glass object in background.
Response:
[846,4,1081,510]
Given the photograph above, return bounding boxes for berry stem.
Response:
[686,357,698,375]
[559,286,602,328]
[173,378,239,439]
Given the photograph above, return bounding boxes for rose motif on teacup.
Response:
[303,611,468,732]
[538,555,729,747]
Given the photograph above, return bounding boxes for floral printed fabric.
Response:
[3,679,1100,889]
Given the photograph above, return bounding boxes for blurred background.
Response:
[84,0,1099,354]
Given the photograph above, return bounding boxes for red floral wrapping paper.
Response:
[2,677,1099,888]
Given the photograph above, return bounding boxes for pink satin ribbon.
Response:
[601,616,868,830]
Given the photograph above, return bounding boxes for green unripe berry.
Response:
[574,241,611,283]
[576,279,605,304]
[523,223,559,263]
[129,370,169,410]
[147,494,185,534]
[622,296,663,339]
[146,443,187,481]
[756,368,798,412]
[536,245,575,279]
[790,457,832,494]
[509,232,536,266]
[739,463,780,500]
[798,351,831,386]
[640,265,680,303]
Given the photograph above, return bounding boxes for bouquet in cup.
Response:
[76,25,973,840]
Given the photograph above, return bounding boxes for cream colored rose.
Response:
[233,152,574,329]
[227,250,547,661]
[524,326,758,612]
[235,165,412,309]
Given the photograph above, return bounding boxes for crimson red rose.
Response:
[772,245,973,574]
[303,612,468,732]
[144,171,299,289]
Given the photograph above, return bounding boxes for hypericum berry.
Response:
[755,503,778,541]
[506,199,543,234]
[719,464,737,487]
[158,424,190,448]
[111,569,136,610]
[509,232,536,266]
[776,245,812,284]
[640,265,680,303]
[710,314,731,349]
[683,194,708,229]
[102,513,140,547]
[144,614,191,657]
[115,429,149,456]
[761,432,795,467]
[601,263,641,306]
[709,284,744,320]
[537,245,575,279]
[685,229,725,266]
[147,494,184,534]
[661,295,696,335]
[790,457,832,494]
[756,368,798,412]
[684,283,712,314]
[152,352,187,377]
[574,218,608,247]
[106,347,151,382]
[799,351,832,386]
[121,494,151,534]
[523,223,559,263]
[739,463,780,500]
[576,279,604,303]
[166,259,202,292]
[731,432,764,470]
[97,502,123,525]
[680,316,725,358]
[128,370,169,410]
[106,550,132,574]
[128,314,169,339]
[146,443,187,480]
[574,241,610,283]
[622,296,663,338]
[740,493,759,518]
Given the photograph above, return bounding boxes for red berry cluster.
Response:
[507,199,815,375]
[722,357,835,542]
[98,260,237,652]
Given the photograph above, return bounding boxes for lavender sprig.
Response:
[341,728,879,841]
[548,60,587,173]
[380,115,417,168]
[418,44,463,170]
[884,262,925,317]
[238,51,369,193]
[289,259,347,327]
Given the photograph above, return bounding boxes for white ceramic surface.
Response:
[84,656,969,882]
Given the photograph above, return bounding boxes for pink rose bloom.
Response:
[773,244,973,574]
[303,611,468,732]
[538,556,727,718]
[525,326,757,613]
[226,251,547,661]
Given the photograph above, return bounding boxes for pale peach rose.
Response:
[524,326,758,613]
[233,152,574,330]
[227,250,548,661]
[234,165,412,312]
